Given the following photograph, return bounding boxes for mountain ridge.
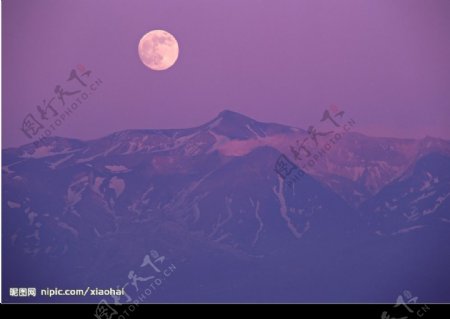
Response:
[3,109,450,302]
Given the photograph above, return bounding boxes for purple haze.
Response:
[3,0,450,148]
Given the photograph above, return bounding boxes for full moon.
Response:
[138,30,179,71]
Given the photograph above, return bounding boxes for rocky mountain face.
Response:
[3,110,450,302]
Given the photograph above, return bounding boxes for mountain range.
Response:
[3,110,450,302]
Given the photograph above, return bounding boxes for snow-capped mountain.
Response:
[3,110,450,302]
[362,152,450,234]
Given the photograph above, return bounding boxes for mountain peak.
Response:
[203,110,264,139]
[216,109,255,122]
[203,109,297,140]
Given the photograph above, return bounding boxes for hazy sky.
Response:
[3,0,450,147]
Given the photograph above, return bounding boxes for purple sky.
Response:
[3,0,450,147]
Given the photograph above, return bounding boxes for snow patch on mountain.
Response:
[57,221,79,237]
[93,177,105,195]
[105,165,130,173]
[420,172,439,191]
[3,166,15,174]
[422,193,450,215]
[273,176,303,239]
[49,154,74,169]
[411,191,436,204]
[246,124,266,138]
[7,201,21,208]
[66,176,89,205]
[27,210,38,225]
[393,225,424,235]
[250,198,263,246]
[207,132,292,157]
[21,146,54,158]
[109,177,125,197]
